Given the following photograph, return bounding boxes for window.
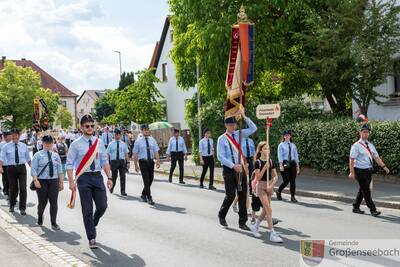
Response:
[61,100,67,107]
[162,63,168,82]
[394,61,400,93]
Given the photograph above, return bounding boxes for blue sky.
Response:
[0,0,169,95]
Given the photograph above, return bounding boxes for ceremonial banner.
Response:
[67,138,100,209]
[225,21,254,119]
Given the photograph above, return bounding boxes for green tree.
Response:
[0,61,59,129]
[94,90,116,122]
[55,106,73,129]
[108,69,163,124]
[351,0,400,116]
[118,71,135,90]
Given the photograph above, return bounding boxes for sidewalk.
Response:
[154,157,400,210]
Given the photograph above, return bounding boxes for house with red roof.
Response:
[0,56,79,127]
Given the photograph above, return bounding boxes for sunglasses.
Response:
[84,124,95,129]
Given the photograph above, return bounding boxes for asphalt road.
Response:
[0,170,399,267]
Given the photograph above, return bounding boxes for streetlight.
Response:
[114,50,122,78]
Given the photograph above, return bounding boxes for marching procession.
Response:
[0,110,392,250]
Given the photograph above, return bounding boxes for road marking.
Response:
[0,208,88,267]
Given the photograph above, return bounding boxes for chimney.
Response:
[1,56,5,62]
[21,58,26,61]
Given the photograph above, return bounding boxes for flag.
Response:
[225,22,254,119]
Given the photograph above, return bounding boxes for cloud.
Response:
[0,0,155,95]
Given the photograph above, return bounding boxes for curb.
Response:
[0,209,88,267]
[154,170,400,210]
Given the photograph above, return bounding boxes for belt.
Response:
[82,171,101,176]
[171,151,183,153]
[139,159,154,162]
[9,164,25,167]
[222,165,235,172]
[202,155,213,158]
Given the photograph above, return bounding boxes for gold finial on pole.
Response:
[237,5,248,22]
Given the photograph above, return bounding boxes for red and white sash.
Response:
[67,138,100,209]
[224,133,249,175]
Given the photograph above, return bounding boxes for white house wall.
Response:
[155,24,195,130]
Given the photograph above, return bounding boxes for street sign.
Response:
[256,104,281,119]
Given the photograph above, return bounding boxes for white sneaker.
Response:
[232,204,239,213]
[250,223,261,238]
[270,231,283,243]
[247,209,252,216]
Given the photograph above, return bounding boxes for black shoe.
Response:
[209,185,216,190]
[89,239,98,249]
[219,217,228,227]
[141,195,147,202]
[20,210,26,216]
[275,190,282,200]
[9,206,14,213]
[168,177,172,183]
[352,208,365,214]
[148,199,155,205]
[121,192,127,196]
[200,184,204,188]
[110,188,114,194]
[37,215,43,226]
[179,180,186,184]
[51,224,60,231]
[371,210,381,217]
[272,218,279,226]
[239,224,251,231]
[3,191,8,196]
[290,196,298,203]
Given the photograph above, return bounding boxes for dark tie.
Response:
[48,151,54,177]
[230,133,235,163]
[15,143,19,164]
[207,139,211,155]
[116,141,120,160]
[88,139,95,171]
[106,134,109,145]
[246,139,250,158]
[288,143,292,162]
[145,137,151,160]
[175,137,179,152]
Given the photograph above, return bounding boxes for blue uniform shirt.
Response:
[242,138,255,158]
[31,149,63,179]
[133,136,159,160]
[101,132,114,146]
[350,139,378,169]
[199,137,214,157]
[277,141,299,164]
[107,140,129,161]
[121,134,130,147]
[66,136,108,172]
[0,141,31,165]
[217,117,257,169]
[166,136,187,155]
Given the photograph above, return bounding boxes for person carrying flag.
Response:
[217,108,257,230]
[66,114,113,249]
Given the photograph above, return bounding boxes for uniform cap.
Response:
[141,124,149,130]
[360,124,370,132]
[203,127,210,135]
[42,135,54,143]
[173,128,180,133]
[10,128,20,134]
[282,130,292,136]
[114,128,122,134]
[224,117,237,124]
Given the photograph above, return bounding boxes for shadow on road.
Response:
[151,202,186,214]
[84,243,145,267]
[294,201,343,211]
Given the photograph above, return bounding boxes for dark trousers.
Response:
[2,166,9,195]
[200,156,214,186]
[77,173,108,241]
[246,157,254,193]
[110,160,126,194]
[353,168,376,212]
[218,167,248,225]
[36,179,59,224]
[139,160,155,199]
[169,152,184,181]
[66,139,71,148]
[278,163,297,197]
[8,165,27,210]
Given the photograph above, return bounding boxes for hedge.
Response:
[186,97,400,175]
